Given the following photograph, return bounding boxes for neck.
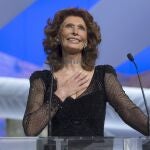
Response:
[63,53,82,71]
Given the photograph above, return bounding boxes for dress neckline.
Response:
[50,66,97,100]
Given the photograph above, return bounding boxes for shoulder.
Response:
[30,70,52,82]
[96,65,117,76]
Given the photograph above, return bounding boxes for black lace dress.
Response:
[22,65,149,136]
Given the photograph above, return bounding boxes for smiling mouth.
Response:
[67,38,81,43]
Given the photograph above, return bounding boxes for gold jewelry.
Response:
[84,41,87,48]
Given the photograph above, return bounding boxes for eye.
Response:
[64,23,74,28]
[78,25,86,31]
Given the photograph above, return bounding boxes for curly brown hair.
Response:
[43,8,101,71]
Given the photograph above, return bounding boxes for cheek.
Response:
[59,31,68,41]
[81,32,87,41]
[59,34,66,43]
[59,35,68,47]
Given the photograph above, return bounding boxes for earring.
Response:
[56,38,60,43]
[84,41,87,49]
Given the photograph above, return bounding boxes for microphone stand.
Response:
[44,65,54,150]
[48,65,54,136]
[127,53,149,135]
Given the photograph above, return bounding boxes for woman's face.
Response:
[59,16,87,54]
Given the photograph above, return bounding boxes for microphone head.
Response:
[127,53,134,62]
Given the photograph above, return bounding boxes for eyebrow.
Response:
[62,22,86,28]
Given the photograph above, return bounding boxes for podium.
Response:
[0,137,150,150]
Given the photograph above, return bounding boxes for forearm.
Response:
[105,71,149,135]
[23,93,63,136]
[118,105,149,136]
[23,103,49,136]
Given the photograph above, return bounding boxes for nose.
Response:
[72,26,78,35]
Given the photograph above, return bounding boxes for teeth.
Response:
[68,38,79,42]
[69,39,79,41]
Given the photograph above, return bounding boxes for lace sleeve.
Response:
[22,74,62,136]
[104,65,149,135]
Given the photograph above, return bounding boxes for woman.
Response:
[23,8,149,136]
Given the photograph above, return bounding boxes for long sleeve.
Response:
[104,66,149,136]
[22,72,62,136]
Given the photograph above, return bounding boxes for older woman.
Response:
[23,8,149,136]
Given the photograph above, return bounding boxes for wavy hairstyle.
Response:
[43,8,101,71]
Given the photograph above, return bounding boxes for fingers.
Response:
[78,75,89,86]
[72,71,83,79]
[71,72,89,87]
[77,80,89,91]
[75,74,90,93]
[64,71,90,97]
[67,72,87,84]
[75,73,88,85]
[74,72,87,81]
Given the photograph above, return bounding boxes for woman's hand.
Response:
[54,72,89,101]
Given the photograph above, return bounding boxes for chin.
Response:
[68,49,82,55]
[65,46,83,54]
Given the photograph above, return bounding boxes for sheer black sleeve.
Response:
[22,71,62,136]
[104,65,149,135]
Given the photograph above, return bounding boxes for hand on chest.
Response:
[54,70,95,99]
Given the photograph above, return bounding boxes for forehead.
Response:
[62,16,86,26]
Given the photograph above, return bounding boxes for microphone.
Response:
[127,53,149,135]
[127,53,134,62]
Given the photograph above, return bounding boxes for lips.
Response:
[67,37,81,42]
